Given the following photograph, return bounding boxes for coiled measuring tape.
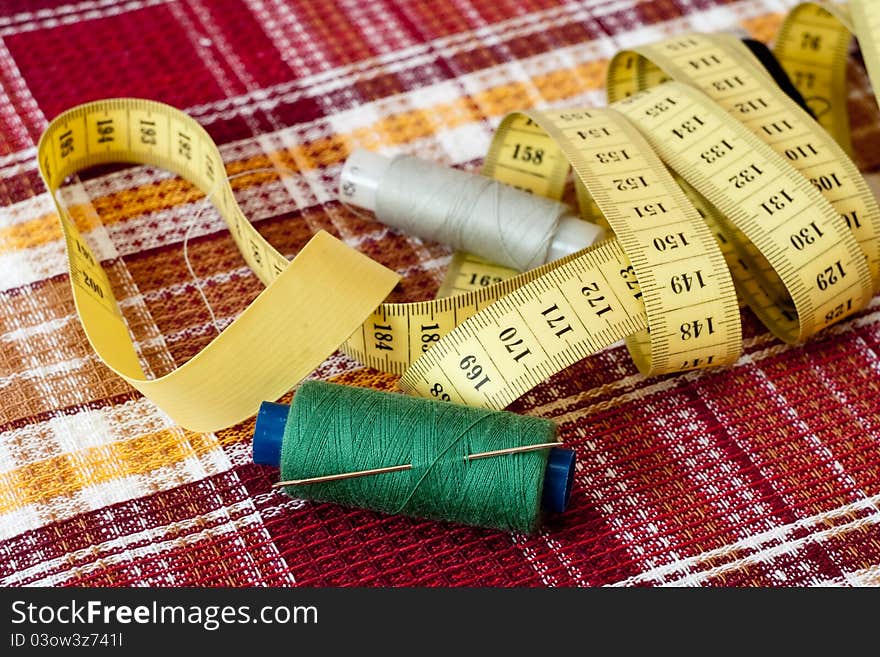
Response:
[607,31,875,330]
[350,103,746,386]
[396,11,880,407]
[775,2,880,160]
[398,78,871,405]
[38,0,880,428]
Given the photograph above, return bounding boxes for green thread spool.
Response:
[253,381,574,533]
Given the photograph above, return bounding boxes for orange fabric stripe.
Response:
[0,427,219,514]
[0,164,282,254]
[4,61,612,253]
[741,13,784,43]
[0,369,400,513]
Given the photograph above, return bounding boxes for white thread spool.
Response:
[339,149,604,270]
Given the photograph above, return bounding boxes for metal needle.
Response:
[272,440,561,487]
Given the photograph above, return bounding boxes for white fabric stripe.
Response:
[781,376,873,501]
[0,0,161,27]
[241,0,299,77]
[732,351,865,507]
[543,533,589,586]
[188,0,284,138]
[812,563,880,587]
[0,144,34,168]
[540,294,880,425]
[245,0,336,79]
[0,352,99,390]
[0,396,173,474]
[653,387,781,540]
[1,311,77,344]
[0,42,44,133]
[0,190,53,227]
[695,383,793,534]
[0,35,45,191]
[187,0,263,95]
[570,427,682,569]
[0,0,172,37]
[668,503,880,586]
[238,0,585,109]
[512,533,560,586]
[165,0,262,138]
[0,41,36,151]
[610,492,880,586]
[806,317,880,456]
[6,500,293,586]
[338,0,414,56]
[188,0,777,126]
[0,413,230,542]
[0,156,36,179]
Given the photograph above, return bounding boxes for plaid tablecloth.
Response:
[1,0,879,587]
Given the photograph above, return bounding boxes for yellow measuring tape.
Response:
[37,0,880,429]
[399,78,871,404]
[775,2,858,153]
[398,102,745,408]
[607,32,874,327]
[775,2,880,161]
[37,100,400,432]
[609,30,880,290]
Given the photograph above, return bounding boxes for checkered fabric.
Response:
[2,0,880,587]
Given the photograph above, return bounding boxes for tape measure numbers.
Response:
[436,252,521,298]
[607,32,878,315]
[775,1,880,189]
[613,82,870,343]
[398,97,744,406]
[434,23,879,357]
[398,77,871,406]
[483,109,740,377]
[774,2,856,152]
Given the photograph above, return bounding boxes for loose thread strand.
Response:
[182,165,301,336]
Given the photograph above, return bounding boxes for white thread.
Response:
[339,196,377,223]
[183,166,299,335]
[375,155,570,271]
[183,192,222,334]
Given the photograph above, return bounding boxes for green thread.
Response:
[279,381,556,533]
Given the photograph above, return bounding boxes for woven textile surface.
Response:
[2,0,880,587]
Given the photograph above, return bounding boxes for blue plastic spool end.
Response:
[253,401,289,466]
[542,447,576,514]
